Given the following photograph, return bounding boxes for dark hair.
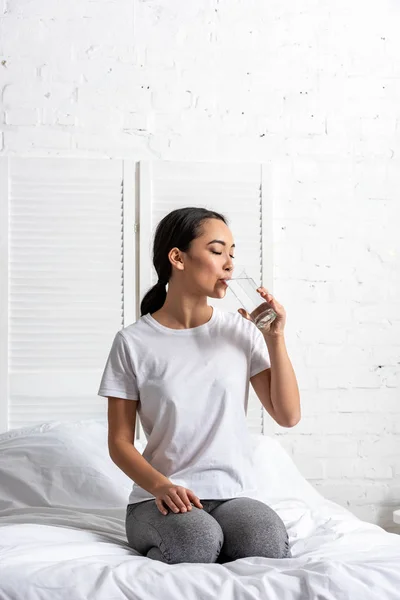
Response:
[140,207,228,317]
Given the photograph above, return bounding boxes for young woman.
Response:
[98,206,301,565]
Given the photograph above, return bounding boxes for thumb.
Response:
[238,308,252,321]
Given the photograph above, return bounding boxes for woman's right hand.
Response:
[153,483,203,516]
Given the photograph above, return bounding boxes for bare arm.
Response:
[250,334,301,427]
[107,397,170,496]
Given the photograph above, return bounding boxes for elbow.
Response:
[287,410,301,428]
[286,414,301,428]
[108,439,122,463]
[277,411,301,428]
[108,445,118,463]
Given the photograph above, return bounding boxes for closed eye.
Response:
[211,251,235,259]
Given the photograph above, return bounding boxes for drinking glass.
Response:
[225,266,277,332]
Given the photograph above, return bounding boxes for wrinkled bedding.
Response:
[0,420,399,600]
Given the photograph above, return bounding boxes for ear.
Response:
[168,247,184,271]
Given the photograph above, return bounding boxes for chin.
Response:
[209,287,227,299]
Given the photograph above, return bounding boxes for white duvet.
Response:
[0,420,399,600]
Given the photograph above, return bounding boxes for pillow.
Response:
[0,420,133,510]
[249,434,324,508]
[0,420,322,511]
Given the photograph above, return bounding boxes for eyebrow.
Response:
[207,239,236,248]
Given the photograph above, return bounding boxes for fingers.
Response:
[155,499,168,515]
[156,490,203,516]
[171,490,190,513]
[157,492,190,515]
[163,495,182,514]
[187,490,203,509]
[257,287,272,302]
[179,489,193,511]
[257,287,279,307]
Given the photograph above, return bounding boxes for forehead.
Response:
[198,218,234,244]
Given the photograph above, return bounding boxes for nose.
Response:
[223,257,234,275]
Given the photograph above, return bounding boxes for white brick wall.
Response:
[1,0,399,531]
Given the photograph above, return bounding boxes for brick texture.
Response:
[1,0,399,532]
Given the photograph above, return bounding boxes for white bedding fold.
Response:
[0,420,399,600]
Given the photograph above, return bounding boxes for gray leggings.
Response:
[125,496,291,564]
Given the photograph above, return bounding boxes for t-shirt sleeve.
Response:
[250,326,271,378]
[98,331,139,400]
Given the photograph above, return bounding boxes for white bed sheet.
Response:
[0,420,399,600]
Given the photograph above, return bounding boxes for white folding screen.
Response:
[0,158,273,436]
[138,160,273,436]
[0,158,137,432]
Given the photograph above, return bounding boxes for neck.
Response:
[152,284,212,330]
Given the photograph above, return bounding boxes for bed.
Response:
[0,420,399,600]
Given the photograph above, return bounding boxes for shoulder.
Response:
[116,315,151,347]
[216,308,257,340]
[219,309,249,327]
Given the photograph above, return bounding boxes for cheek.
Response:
[205,259,219,276]
[195,255,218,274]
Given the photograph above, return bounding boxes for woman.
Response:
[98,206,301,565]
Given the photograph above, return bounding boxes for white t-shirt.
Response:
[98,306,271,505]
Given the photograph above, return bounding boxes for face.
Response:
[169,218,236,298]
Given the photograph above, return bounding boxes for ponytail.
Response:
[140,281,167,317]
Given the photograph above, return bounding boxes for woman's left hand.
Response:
[238,287,286,337]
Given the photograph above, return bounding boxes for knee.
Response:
[258,505,291,559]
[260,516,291,559]
[167,518,224,565]
[230,526,289,560]
[225,504,291,560]
[239,527,290,560]
[263,524,291,559]
[267,529,291,559]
